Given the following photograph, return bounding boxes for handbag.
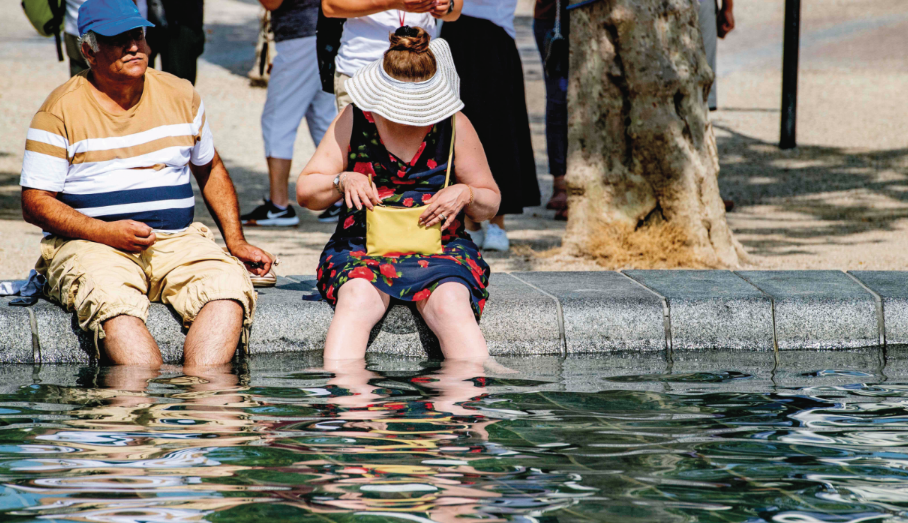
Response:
[366,116,456,256]
[543,0,569,78]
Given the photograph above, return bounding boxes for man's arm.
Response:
[259,0,284,10]
[322,0,435,18]
[433,0,460,21]
[22,189,157,252]
[719,0,735,37]
[190,150,272,276]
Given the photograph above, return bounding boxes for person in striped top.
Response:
[20,0,272,368]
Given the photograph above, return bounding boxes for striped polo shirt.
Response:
[20,68,214,233]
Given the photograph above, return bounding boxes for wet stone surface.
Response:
[625,270,775,350]
[0,297,34,364]
[512,271,666,353]
[3,271,908,362]
[849,271,908,345]
[736,270,880,350]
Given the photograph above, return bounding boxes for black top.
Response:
[272,0,320,42]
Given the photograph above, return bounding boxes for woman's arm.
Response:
[297,106,382,211]
[419,113,501,228]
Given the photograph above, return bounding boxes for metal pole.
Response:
[780,0,801,149]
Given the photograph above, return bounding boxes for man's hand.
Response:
[397,0,436,13]
[229,241,273,277]
[718,6,735,38]
[430,0,452,18]
[104,220,156,252]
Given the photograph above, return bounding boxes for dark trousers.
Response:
[533,18,569,178]
[147,24,205,85]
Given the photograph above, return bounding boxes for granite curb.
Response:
[0,271,894,363]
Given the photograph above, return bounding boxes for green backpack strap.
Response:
[48,0,65,62]
[21,0,65,61]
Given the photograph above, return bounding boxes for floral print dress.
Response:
[317,107,491,320]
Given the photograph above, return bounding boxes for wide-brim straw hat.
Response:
[346,38,464,126]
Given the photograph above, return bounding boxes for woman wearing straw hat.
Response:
[297,27,501,361]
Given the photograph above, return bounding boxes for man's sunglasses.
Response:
[96,28,146,50]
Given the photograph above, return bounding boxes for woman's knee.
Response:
[421,283,472,321]
[336,280,388,318]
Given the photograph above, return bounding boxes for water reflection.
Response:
[0,354,906,522]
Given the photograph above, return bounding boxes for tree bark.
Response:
[564,0,745,268]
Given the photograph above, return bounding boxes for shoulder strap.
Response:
[442,114,456,189]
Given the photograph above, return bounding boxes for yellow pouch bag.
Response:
[366,116,456,256]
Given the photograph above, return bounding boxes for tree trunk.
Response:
[564,0,745,268]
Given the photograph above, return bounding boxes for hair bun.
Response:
[388,25,431,54]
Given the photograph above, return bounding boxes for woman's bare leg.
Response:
[416,282,488,361]
[324,279,391,360]
[465,216,482,232]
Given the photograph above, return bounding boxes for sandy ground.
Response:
[1,0,907,279]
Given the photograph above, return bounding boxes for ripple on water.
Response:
[0,360,906,523]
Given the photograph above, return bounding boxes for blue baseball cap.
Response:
[77,0,154,37]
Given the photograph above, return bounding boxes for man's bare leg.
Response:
[183,299,244,367]
[267,157,293,208]
[102,315,162,367]
[99,365,159,408]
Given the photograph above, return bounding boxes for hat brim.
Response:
[87,17,155,37]
[346,38,464,127]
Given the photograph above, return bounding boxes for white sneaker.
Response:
[466,228,485,247]
[483,224,510,251]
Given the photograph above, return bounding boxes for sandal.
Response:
[223,248,280,287]
[250,251,280,288]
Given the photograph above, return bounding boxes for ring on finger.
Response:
[439,214,447,222]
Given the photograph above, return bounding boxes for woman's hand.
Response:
[341,172,381,211]
[419,184,471,230]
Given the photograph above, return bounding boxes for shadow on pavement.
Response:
[717,123,908,258]
[202,21,259,78]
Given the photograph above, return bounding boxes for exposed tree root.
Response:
[515,222,718,269]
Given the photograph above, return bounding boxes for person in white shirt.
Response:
[314,0,461,223]
[441,0,540,251]
[322,0,462,112]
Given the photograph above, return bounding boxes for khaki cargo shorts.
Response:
[35,223,256,351]
[334,71,353,113]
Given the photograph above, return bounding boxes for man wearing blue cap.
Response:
[19,0,272,368]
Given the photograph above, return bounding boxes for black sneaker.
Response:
[317,203,343,223]
[241,199,300,227]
